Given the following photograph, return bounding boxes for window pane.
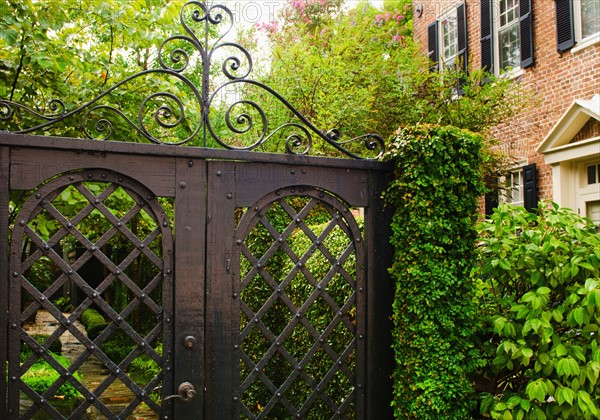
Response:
[497,0,520,71]
[503,170,523,206]
[441,12,458,66]
[587,164,597,185]
[586,200,600,225]
[499,24,521,69]
[511,172,523,204]
[581,0,600,38]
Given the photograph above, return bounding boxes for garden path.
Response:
[21,310,157,419]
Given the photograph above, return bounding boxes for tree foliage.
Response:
[243,0,529,150]
[1,0,529,152]
[0,0,206,143]
[0,0,184,104]
[473,203,600,419]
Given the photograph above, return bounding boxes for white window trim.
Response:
[499,160,527,207]
[438,7,459,69]
[572,0,600,53]
[492,0,522,76]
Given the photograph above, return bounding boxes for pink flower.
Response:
[256,21,279,34]
[391,31,404,43]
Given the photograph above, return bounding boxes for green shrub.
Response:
[473,202,600,419]
[80,308,136,363]
[80,308,109,340]
[129,343,162,382]
[21,334,62,359]
[53,296,72,312]
[21,352,82,399]
[100,330,135,365]
[384,125,487,418]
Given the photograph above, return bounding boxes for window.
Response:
[587,163,600,185]
[501,169,524,206]
[427,3,468,73]
[498,0,521,70]
[556,0,600,52]
[587,200,600,225]
[440,9,459,68]
[481,0,534,74]
[485,163,538,215]
[579,0,600,40]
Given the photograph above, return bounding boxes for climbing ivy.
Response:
[384,125,487,418]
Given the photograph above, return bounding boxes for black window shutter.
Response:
[480,0,493,73]
[485,178,499,216]
[556,0,575,52]
[519,0,534,68]
[523,163,538,212]
[428,21,439,71]
[457,3,468,74]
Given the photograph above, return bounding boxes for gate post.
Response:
[0,146,9,417]
[365,170,394,419]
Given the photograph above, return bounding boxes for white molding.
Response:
[537,95,600,155]
[571,33,600,54]
[542,137,600,164]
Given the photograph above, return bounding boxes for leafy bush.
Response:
[473,203,600,419]
[129,343,162,382]
[21,334,62,359]
[80,308,136,363]
[53,296,72,312]
[384,125,487,418]
[99,330,135,365]
[80,308,109,340]
[21,352,82,399]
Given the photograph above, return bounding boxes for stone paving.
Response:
[21,309,158,419]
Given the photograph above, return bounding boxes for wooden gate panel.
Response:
[205,160,238,419]
[172,158,207,418]
[9,148,176,197]
[7,168,174,419]
[0,140,393,419]
[0,146,10,417]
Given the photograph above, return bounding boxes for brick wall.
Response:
[413,0,600,202]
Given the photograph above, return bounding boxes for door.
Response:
[203,160,392,419]
[1,139,394,419]
[2,145,205,419]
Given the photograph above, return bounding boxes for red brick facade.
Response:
[413,0,600,206]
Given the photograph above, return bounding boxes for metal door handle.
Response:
[164,381,196,403]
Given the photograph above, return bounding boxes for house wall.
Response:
[412,0,600,203]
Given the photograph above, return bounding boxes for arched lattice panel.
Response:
[234,186,365,419]
[8,169,173,419]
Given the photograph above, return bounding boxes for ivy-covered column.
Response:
[384,125,487,418]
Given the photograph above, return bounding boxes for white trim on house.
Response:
[538,94,600,221]
[537,94,600,154]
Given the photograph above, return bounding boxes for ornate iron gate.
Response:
[0,137,393,419]
[1,1,394,417]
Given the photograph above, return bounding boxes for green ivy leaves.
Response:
[385,125,486,418]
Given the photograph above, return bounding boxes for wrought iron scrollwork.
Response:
[0,0,384,159]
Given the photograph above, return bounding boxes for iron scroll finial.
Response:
[0,1,385,159]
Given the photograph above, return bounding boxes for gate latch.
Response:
[164,381,196,403]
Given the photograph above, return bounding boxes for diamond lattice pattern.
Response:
[237,193,361,419]
[12,171,171,419]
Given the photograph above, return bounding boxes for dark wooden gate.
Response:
[0,134,393,419]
